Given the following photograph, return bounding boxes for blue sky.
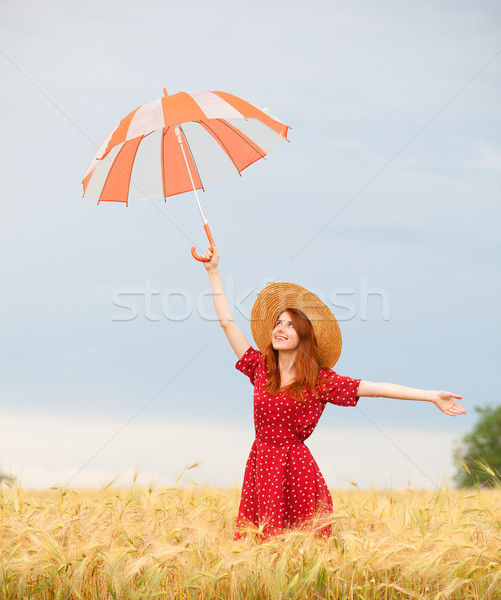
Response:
[0,0,499,489]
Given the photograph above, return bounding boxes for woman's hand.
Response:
[202,245,219,272]
[431,392,467,416]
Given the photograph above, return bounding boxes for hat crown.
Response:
[251,282,342,368]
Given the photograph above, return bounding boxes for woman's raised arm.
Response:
[202,245,251,360]
[357,380,467,417]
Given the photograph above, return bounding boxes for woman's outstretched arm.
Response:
[357,381,467,417]
[201,245,251,360]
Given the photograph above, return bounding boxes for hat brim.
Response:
[250,282,342,368]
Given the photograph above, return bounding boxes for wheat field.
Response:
[1,476,500,600]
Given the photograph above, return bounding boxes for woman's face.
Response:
[271,311,300,352]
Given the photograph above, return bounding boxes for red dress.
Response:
[235,346,361,539]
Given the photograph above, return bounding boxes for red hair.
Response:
[265,308,328,402]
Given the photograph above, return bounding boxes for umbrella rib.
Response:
[126,135,146,205]
[200,119,266,174]
[161,127,167,199]
[97,141,136,206]
[178,125,206,193]
[97,135,146,206]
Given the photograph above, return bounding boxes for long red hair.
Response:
[265,308,328,402]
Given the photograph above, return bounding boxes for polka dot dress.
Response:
[234,346,361,540]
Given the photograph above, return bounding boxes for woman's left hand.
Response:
[432,392,467,416]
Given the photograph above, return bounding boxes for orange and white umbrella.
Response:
[82,89,289,260]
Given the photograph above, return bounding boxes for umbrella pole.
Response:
[174,126,215,262]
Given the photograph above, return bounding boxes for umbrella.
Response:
[82,89,290,261]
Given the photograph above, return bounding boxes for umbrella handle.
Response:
[191,223,215,262]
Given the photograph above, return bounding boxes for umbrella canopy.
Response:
[82,89,289,206]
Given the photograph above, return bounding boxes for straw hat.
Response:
[250,282,342,368]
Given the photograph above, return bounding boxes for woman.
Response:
[202,245,466,539]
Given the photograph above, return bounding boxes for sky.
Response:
[0,0,500,490]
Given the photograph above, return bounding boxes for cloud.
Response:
[1,410,459,490]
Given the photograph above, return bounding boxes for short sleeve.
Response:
[319,370,361,407]
[235,346,263,385]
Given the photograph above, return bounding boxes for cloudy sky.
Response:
[0,0,499,490]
